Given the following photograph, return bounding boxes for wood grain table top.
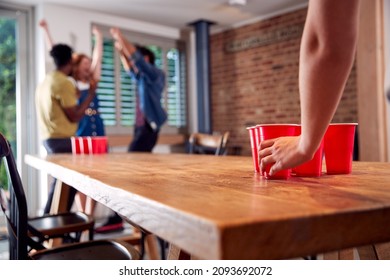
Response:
[25,153,390,259]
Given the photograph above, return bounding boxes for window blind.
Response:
[95,36,187,133]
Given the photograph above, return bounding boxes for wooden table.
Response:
[25,153,390,259]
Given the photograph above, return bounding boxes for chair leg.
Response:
[139,232,164,259]
[158,237,166,260]
[140,231,146,259]
[89,228,94,241]
[74,232,82,242]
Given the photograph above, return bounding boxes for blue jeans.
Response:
[128,123,159,152]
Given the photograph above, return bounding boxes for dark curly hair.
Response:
[50,44,73,68]
[136,45,155,65]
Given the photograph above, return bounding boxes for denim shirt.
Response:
[127,51,167,130]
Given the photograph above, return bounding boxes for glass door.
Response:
[0,15,16,186]
[0,4,38,223]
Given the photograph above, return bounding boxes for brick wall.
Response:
[210,8,358,156]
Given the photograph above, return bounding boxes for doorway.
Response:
[0,3,39,225]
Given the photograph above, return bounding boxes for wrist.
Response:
[298,135,319,161]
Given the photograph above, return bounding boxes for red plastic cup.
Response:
[293,126,324,177]
[255,125,264,146]
[71,137,82,154]
[91,136,108,154]
[247,126,260,173]
[324,123,357,174]
[80,137,92,154]
[257,124,297,179]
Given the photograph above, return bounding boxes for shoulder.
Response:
[52,71,74,87]
[51,72,77,96]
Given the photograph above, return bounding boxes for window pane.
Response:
[120,65,136,126]
[98,38,117,126]
[166,48,186,127]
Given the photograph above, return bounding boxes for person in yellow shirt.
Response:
[35,43,97,213]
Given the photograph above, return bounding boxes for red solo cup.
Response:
[293,126,324,177]
[257,124,297,179]
[80,137,92,154]
[255,125,264,146]
[247,126,260,173]
[70,137,82,154]
[324,123,357,174]
[91,136,108,154]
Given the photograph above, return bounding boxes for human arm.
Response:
[90,25,103,82]
[39,19,55,50]
[110,27,136,58]
[110,27,159,79]
[114,41,135,73]
[259,0,360,176]
[63,80,97,122]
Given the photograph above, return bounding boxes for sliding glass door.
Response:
[0,14,16,184]
[0,4,38,222]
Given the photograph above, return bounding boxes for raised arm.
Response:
[110,27,136,58]
[114,41,134,73]
[90,25,103,82]
[39,19,55,50]
[259,0,360,176]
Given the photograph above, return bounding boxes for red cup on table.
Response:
[324,123,357,174]
[247,126,260,173]
[91,136,108,154]
[81,137,92,154]
[71,137,82,154]
[257,124,298,179]
[293,125,324,177]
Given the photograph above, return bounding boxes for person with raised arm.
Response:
[95,27,167,235]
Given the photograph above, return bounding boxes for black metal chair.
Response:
[0,132,139,260]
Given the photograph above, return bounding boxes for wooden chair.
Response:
[188,131,230,155]
[0,133,139,260]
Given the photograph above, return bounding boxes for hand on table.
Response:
[258,136,313,176]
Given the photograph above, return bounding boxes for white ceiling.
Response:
[9,0,308,30]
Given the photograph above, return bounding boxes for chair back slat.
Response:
[0,133,29,260]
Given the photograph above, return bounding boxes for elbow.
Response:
[68,116,80,123]
[66,113,82,123]
[304,33,357,67]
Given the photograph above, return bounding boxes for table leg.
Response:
[145,234,161,260]
[48,181,70,247]
[167,243,190,260]
[50,180,70,214]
